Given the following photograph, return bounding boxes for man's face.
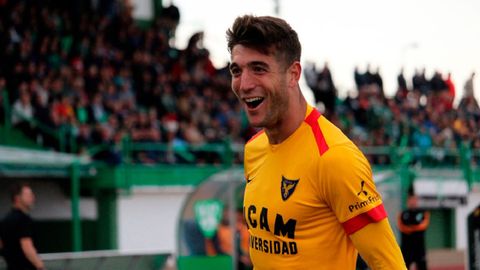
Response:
[229,45,290,129]
[17,186,35,211]
[407,195,418,209]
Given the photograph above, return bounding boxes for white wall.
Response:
[117,187,192,253]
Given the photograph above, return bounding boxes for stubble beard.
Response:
[259,83,289,130]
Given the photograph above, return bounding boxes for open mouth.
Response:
[244,97,264,109]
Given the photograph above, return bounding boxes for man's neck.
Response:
[13,204,29,214]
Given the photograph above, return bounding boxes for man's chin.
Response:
[247,117,264,128]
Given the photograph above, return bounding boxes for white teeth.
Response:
[245,97,263,103]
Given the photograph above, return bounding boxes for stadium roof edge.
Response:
[0,146,95,178]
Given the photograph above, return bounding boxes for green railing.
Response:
[85,136,480,194]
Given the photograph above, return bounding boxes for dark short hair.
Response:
[9,182,31,202]
[226,15,301,69]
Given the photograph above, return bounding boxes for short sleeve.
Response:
[17,214,34,239]
[321,143,387,235]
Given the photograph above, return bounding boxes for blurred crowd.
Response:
[306,62,478,166]
[0,0,478,166]
[0,0,252,165]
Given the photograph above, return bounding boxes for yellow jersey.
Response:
[243,105,402,269]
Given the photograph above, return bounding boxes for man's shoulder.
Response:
[3,209,31,224]
[245,129,266,144]
[244,130,268,151]
[317,116,351,143]
[304,109,353,155]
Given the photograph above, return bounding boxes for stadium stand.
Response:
[1,1,478,167]
[1,1,479,269]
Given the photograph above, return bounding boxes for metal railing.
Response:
[0,250,171,270]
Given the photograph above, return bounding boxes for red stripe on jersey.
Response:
[342,204,387,235]
[304,109,329,155]
[246,129,265,144]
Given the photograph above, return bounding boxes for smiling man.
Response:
[226,15,406,269]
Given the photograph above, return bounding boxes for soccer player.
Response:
[226,15,406,269]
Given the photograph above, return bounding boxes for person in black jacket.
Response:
[0,183,45,270]
[397,185,430,270]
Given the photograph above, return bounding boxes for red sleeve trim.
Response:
[246,129,265,144]
[342,204,387,235]
[304,109,329,155]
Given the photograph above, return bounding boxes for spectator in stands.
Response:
[157,3,180,41]
[463,71,476,99]
[89,93,108,124]
[0,182,45,270]
[304,61,337,118]
[130,108,162,163]
[354,65,368,91]
[11,85,35,139]
[459,72,479,115]
[76,123,93,154]
[444,72,456,110]
[91,123,122,165]
[412,68,430,96]
[430,71,447,94]
[396,67,408,99]
[371,67,385,98]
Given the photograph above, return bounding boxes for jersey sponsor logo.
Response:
[250,235,298,255]
[245,205,297,239]
[357,180,368,196]
[245,205,299,256]
[348,180,380,212]
[281,176,299,201]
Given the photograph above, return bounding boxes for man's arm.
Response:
[350,218,406,270]
[397,213,415,234]
[397,212,430,234]
[409,211,430,231]
[20,237,45,270]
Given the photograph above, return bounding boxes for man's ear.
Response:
[288,61,302,87]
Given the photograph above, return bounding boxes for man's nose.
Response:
[239,71,256,91]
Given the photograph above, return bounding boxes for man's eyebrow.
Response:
[229,61,269,71]
[248,61,269,68]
